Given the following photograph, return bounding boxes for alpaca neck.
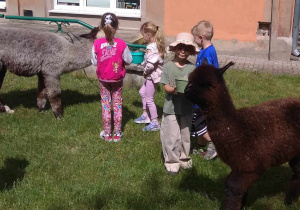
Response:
[64,39,94,73]
[205,85,238,133]
[203,85,241,166]
[209,90,236,119]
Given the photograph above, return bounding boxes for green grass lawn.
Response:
[0,70,299,209]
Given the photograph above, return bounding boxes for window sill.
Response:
[49,9,141,18]
[0,6,6,9]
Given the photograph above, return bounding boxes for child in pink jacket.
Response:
[91,13,132,142]
[134,21,165,131]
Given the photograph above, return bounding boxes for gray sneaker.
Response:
[204,142,217,160]
[292,49,300,57]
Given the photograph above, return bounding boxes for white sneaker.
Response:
[204,142,217,160]
[113,132,123,143]
[292,49,300,57]
[4,105,14,114]
[180,159,193,169]
[100,131,112,142]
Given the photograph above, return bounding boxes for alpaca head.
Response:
[78,27,99,49]
[80,27,99,39]
[184,62,234,112]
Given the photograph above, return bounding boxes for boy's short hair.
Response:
[191,20,214,40]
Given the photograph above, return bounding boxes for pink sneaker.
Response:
[113,132,123,143]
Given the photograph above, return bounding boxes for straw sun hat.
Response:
[168,32,199,52]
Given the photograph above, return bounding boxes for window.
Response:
[117,0,140,9]
[0,0,6,9]
[52,0,141,18]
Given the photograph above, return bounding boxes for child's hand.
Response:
[173,86,177,94]
[164,84,177,94]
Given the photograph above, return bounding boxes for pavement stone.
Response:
[1,19,300,76]
[219,55,300,76]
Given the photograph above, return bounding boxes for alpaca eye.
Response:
[186,83,192,89]
[198,82,211,88]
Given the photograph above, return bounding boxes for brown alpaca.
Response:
[184,62,300,210]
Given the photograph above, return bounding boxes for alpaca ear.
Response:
[217,61,235,76]
[80,27,99,39]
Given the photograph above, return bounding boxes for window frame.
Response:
[0,0,6,9]
[51,0,141,18]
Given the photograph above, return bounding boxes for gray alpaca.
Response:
[0,27,96,118]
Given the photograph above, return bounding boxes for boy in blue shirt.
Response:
[191,20,219,160]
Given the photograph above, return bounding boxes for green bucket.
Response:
[131,51,145,64]
[126,43,147,50]
[175,77,189,93]
[127,42,146,64]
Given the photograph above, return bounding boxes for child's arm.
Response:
[91,45,97,66]
[123,46,133,65]
[161,63,176,94]
[164,84,176,94]
[143,53,161,76]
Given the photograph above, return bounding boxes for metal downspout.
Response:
[268,0,274,60]
[17,0,20,16]
[292,0,300,56]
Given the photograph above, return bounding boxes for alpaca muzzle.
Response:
[184,83,196,103]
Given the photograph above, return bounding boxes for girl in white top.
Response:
[134,21,165,131]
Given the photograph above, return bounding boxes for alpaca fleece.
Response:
[0,28,95,118]
[184,62,300,210]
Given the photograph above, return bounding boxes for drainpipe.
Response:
[17,0,20,16]
[44,0,47,17]
[268,0,274,60]
[292,0,300,56]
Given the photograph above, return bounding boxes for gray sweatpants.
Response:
[160,113,193,173]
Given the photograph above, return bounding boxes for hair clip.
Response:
[104,14,113,25]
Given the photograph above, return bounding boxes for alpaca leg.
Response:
[285,156,300,205]
[44,75,62,119]
[0,64,10,113]
[37,74,48,113]
[225,171,260,210]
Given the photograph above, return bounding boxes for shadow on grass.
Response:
[122,105,137,131]
[179,164,291,209]
[67,165,291,209]
[91,173,181,209]
[132,100,142,108]
[0,157,29,191]
[1,89,99,110]
[179,167,226,203]
[246,165,291,207]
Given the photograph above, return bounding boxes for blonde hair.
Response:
[141,21,166,57]
[99,13,119,45]
[191,20,214,40]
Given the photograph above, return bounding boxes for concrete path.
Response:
[1,19,300,76]
[218,55,300,76]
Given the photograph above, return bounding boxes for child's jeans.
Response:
[160,113,192,172]
[139,79,158,120]
[99,81,123,135]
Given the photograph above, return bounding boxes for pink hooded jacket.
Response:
[142,43,164,84]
